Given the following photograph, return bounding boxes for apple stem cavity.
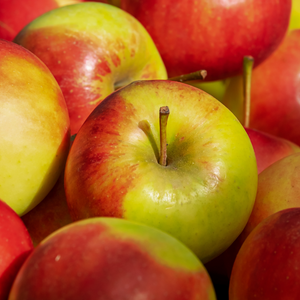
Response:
[159,106,170,166]
[243,56,254,128]
[168,70,207,82]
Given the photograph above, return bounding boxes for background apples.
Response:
[14,2,168,134]
[0,199,33,300]
[223,29,300,146]
[0,40,70,216]
[120,0,291,81]
[64,80,258,263]
[229,207,300,300]
[9,217,217,300]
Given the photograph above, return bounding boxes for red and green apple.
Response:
[14,2,168,135]
[9,217,217,300]
[64,79,258,263]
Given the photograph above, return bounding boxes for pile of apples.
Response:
[1,0,300,299]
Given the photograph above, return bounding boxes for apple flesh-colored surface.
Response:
[229,207,300,299]
[0,199,33,300]
[9,217,217,300]
[64,80,258,263]
[0,40,70,216]
[223,30,300,146]
[14,2,167,135]
[121,0,291,81]
[245,127,300,174]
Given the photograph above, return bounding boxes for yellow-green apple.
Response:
[289,0,300,30]
[14,2,167,135]
[120,0,291,81]
[9,217,217,300]
[223,30,300,146]
[0,199,33,300]
[0,39,70,216]
[64,80,258,263]
[229,207,300,300]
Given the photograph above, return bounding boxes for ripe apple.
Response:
[9,217,217,300]
[14,2,168,135]
[64,79,258,263]
[0,199,33,300]
[120,0,291,81]
[223,29,300,146]
[229,207,300,299]
[0,40,70,216]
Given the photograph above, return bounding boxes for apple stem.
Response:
[159,106,170,166]
[168,70,207,82]
[243,56,254,128]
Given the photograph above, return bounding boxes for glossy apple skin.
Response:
[0,40,70,216]
[230,207,300,300]
[9,218,216,300]
[121,0,291,81]
[223,30,300,146]
[14,2,167,135]
[245,127,300,174]
[0,0,59,41]
[64,80,257,263]
[0,199,33,300]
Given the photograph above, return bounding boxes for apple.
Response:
[14,2,168,135]
[9,217,217,300]
[0,39,70,216]
[223,29,300,146]
[120,0,291,81]
[229,207,300,299]
[64,79,258,263]
[0,199,33,300]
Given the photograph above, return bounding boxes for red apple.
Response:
[64,79,258,263]
[0,39,70,216]
[223,29,300,146]
[229,207,300,300]
[0,199,33,300]
[9,217,217,300]
[14,2,168,135]
[0,0,59,41]
[120,0,291,80]
[245,127,300,174]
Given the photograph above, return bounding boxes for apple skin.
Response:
[0,40,70,216]
[120,0,291,81]
[0,0,59,41]
[0,199,33,300]
[223,30,300,146]
[245,127,300,174]
[64,80,258,263]
[21,170,72,247]
[229,207,300,300]
[289,0,300,30]
[14,2,167,135]
[8,217,217,300]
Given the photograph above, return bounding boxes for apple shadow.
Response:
[138,120,159,162]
